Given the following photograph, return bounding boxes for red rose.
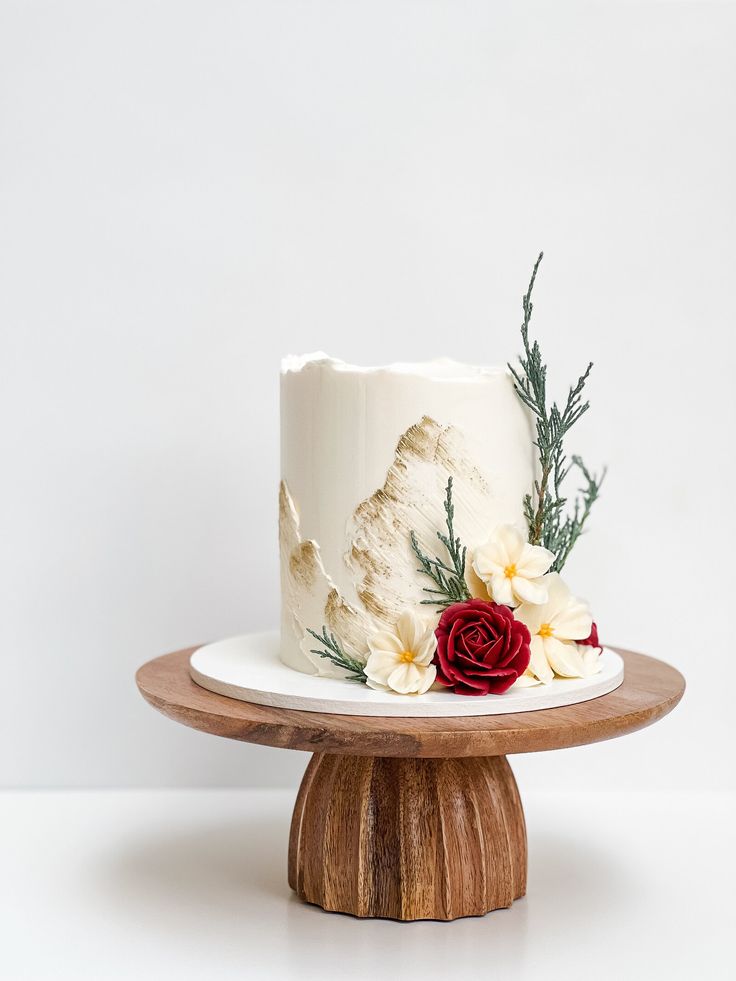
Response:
[434,599,531,696]
[580,622,602,650]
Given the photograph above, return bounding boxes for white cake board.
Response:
[190,631,625,718]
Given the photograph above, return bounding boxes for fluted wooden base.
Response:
[288,753,527,921]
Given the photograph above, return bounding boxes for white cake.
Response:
[279,353,536,675]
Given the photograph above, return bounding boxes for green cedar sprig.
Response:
[411,476,471,608]
[508,252,605,571]
[551,455,606,571]
[306,627,368,683]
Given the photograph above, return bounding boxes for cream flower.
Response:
[576,642,603,678]
[472,525,555,607]
[364,610,437,695]
[514,573,594,684]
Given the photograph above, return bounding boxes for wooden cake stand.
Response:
[136,646,684,922]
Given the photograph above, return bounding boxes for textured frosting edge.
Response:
[281,352,509,380]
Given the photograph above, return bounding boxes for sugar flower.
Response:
[364,610,437,695]
[514,573,595,684]
[472,525,555,607]
[433,599,531,696]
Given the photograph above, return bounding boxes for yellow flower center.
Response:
[504,563,517,579]
[399,649,416,663]
[538,623,553,638]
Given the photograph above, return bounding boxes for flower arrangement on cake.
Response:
[280,253,606,698]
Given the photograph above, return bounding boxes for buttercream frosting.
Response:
[279,354,536,674]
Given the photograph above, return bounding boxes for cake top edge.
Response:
[281,352,509,381]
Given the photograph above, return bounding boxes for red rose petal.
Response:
[432,600,531,697]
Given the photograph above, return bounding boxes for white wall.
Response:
[2,0,733,790]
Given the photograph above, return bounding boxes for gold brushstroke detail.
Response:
[346,416,491,625]
[280,478,372,674]
[288,541,322,590]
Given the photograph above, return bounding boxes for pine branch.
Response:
[550,457,606,572]
[508,253,604,570]
[306,627,367,683]
[411,476,471,608]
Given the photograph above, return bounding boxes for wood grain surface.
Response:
[136,647,685,758]
[288,753,526,920]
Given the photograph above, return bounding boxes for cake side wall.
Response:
[280,361,536,674]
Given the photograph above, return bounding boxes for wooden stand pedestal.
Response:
[289,753,526,920]
[136,647,684,922]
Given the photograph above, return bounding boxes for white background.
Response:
[2,0,734,792]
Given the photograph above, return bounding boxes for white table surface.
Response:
[1,789,733,981]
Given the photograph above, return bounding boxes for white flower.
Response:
[364,610,437,695]
[472,525,555,607]
[577,642,603,678]
[514,573,594,684]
